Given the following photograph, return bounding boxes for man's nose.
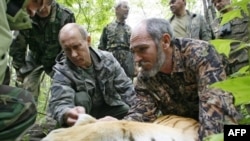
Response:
[71,50,78,57]
[27,9,36,17]
[134,54,142,62]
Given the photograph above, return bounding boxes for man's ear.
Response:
[162,33,171,50]
[87,36,91,46]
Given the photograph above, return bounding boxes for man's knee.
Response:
[109,104,130,119]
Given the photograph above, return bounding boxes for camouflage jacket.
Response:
[9,2,75,75]
[212,9,250,69]
[98,21,131,50]
[169,10,213,41]
[124,38,227,121]
[0,0,33,84]
[49,47,136,126]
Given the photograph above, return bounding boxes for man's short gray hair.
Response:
[115,0,129,9]
[144,18,174,45]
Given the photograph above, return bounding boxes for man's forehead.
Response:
[29,0,45,8]
[33,0,43,5]
[169,0,184,3]
[212,0,224,3]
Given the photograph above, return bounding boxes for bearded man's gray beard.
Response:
[140,47,166,78]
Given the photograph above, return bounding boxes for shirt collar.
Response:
[171,39,185,73]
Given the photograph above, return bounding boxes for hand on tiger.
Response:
[64,106,86,126]
[97,116,118,122]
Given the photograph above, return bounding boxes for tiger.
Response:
[42,114,199,141]
[153,115,200,140]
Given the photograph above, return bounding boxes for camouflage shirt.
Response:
[9,2,75,75]
[124,38,226,121]
[212,9,250,73]
[98,21,134,78]
[170,10,213,41]
[98,21,131,50]
[124,38,239,138]
[49,47,136,126]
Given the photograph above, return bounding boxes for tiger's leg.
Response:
[0,85,37,140]
[199,88,240,141]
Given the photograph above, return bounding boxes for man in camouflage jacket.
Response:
[98,0,134,79]
[124,18,239,141]
[10,0,75,102]
[49,23,136,127]
[169,0,213,41]
[0,0,44,140]
[212,0,250,75]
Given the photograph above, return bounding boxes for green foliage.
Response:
[220,9,242,25]
[238,103,250,124]
[210,40,249,59]
[203,133,223,141]
[209,0,250,104]
[58,0,115,47]
[236,66,250,74]
[209,0,250,125]
[209,39,238,58]
[233,0,250,16]
[219,0,250,25]
[210,75,250,106]
[37,74,51,120]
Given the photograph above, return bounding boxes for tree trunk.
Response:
[203,0,217,25]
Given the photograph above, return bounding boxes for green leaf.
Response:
[220,9,242,25]
[209,39,240,58]
[236,66,249,74]
[210,75,250,106]
[203,133,223,141]
[239,116,250,125]
[233,0,250,16]
[230,43,249,56]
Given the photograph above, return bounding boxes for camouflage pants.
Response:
[198,87,240,140]
[0,85,37,141]
[74,91,129,120]
[111,49,134,79]
[18,65,45,102]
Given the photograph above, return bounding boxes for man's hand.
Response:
[64,106,86,126]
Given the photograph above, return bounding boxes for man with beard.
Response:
[169,0,213,41]
[98,0,134,80]
[123,18,240,141]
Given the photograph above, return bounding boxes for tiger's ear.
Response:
[74,114,97,126]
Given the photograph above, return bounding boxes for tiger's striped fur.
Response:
[42,114,199,141]
[153,115,199,141]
